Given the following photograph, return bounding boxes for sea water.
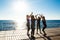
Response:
[40,20,60,28]
[0,20,16,31]
[0,20,60,31]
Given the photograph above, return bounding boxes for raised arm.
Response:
[35,15,37,20]
[30,12,33,16]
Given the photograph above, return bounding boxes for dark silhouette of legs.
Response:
[30,28,35,40]
[42,26,46,36]
[27,26,30,36]
[36,24,41,34]
[31,28,35,37]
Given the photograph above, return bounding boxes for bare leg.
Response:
[39,25,42,34]
[36,24,38,34]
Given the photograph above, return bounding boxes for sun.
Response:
[12,1,28,12]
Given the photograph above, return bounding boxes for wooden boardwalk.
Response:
[0,28,60,40]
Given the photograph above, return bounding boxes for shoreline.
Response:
[16,27,60,30]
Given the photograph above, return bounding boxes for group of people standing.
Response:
[26,12,47,38]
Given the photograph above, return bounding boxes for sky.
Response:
[0,0,60,20]
[0,0,60,26]
[0,0,60,29]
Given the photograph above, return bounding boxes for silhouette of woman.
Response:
[26,15,30,36]
[41,15,47,36]
[35,15,41,34]
[30,12,35,38]
[37,16,41,34]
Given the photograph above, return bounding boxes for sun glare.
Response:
[11,1,28,29]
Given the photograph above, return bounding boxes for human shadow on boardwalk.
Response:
[43,34,52,40]
[21,33,60,40]
[36,33,60,40]
[21,36,35,40]
[35,33,52,40]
